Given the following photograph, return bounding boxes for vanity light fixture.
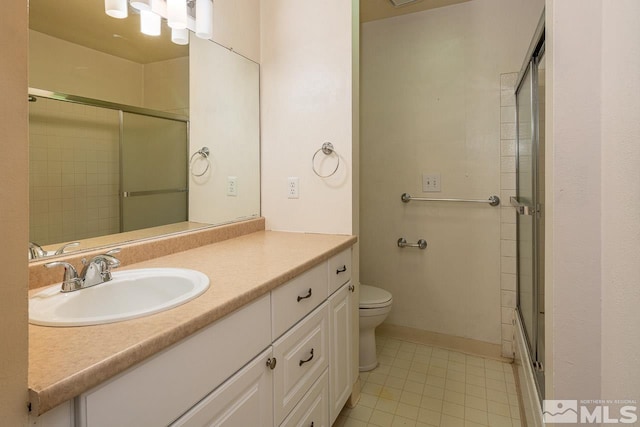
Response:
[195,0,213,39]
[104,0,213,45]
[140,9,162,36]
[105,0,128,19]
[171,28,190,45]
[129,0,152,11]
[167,0,188,29]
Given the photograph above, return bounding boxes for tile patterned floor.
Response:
[334,335,522,427]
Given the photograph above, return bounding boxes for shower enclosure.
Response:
[511,21,545,400]
[28,89,188,246]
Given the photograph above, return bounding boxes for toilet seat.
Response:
[359,285,392,309]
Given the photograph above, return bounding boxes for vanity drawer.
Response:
[273,302,329,425]
[328,249,352,295]
[280,370,329,427]
[271,262,328,339]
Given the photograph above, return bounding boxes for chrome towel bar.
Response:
[397,238,427,250]
[401,193,500,207]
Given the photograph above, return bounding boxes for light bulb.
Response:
[105,0,128,19]
[167,0,188,30]
[171,28,189,45]
[129,0,151,11]
[140,10,161,36]
[195,0,213,39]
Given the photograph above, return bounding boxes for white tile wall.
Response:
[499,73,518,358]
[29,98,120,245]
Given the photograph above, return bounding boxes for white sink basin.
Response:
[29,268,210,327]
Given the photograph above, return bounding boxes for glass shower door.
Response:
[515,62,536,360]
[120,112,188,232]
[513,48,545,399]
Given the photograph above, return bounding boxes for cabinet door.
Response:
[328,281,353,424]
[171,347,273,427]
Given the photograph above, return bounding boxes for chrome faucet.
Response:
[28,242,46,260]
[29,241,81,260]
[44,249,121,292]
[54,242,80,255]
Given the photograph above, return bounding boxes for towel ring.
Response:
[190,147,210,177]
[312,142,340,178]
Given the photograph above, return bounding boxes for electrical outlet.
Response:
[287,177,299,199]
[227,176,238,196]
[422,173,441,192]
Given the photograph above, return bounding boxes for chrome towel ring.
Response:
[312,142,340,178]
[190,147,210,177]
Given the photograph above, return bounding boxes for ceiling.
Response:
[360,0,471,23]
[29,0,469,62]
[29,0,188,64]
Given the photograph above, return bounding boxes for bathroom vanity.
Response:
[28,230,356,427]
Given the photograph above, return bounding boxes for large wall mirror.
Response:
[28,0,260,260]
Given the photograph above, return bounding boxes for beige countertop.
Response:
[28,230,357,416]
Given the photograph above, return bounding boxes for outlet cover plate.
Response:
[422,173,441,192]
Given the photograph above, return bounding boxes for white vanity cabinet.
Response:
[38,248,354,427]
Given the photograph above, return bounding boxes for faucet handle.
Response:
[44,261,82,292]
[29,242,46,260]
[80,251,121,288]
[54,242,80,255]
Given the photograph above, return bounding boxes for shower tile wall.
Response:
[29,98,120,245]
[499,73,518,358]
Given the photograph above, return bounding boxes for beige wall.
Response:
[143,57,190,115]
[360,0,543,344]
[600,0,640,403]
[546,0,640,404]
[260,0,355,235]
[29,30,144,106]
[0,0,29,424]
[212,0,260,63]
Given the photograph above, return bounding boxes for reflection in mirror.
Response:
[28,0,260,261]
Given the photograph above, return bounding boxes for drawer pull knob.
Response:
[297,288,313,302]
[348,284,355,292]
[299,348,314,366]
[310,423,314,427]
[336,265,347,274]
[266,357,277,370]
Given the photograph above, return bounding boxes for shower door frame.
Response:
[513,17,546,401]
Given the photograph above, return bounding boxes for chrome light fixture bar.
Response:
[104,0,213,45]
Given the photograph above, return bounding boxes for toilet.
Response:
[359,285,393,371]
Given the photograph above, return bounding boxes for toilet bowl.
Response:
[359,285,393,371]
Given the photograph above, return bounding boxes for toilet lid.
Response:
[360,285,392,308]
